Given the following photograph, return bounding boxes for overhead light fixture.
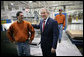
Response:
[11,3,14,5]
[29,1,32,3]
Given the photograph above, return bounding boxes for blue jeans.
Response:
[58,24,63,40]
[16,40,30,56]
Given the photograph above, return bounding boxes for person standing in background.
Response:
[54,9,65,43]
[68,15,72,24]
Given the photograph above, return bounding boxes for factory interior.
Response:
[1,1,83,56]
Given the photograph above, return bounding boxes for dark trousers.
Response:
[41,48,56,56]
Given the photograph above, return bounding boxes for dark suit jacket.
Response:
[32,17,59,49]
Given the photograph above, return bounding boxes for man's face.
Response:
[40,9,49,20]
[17,13,23,21]
[59,10,62,14]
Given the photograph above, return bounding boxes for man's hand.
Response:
[29,40,32,44]
[51,48,56,53]
[62,27,64,30]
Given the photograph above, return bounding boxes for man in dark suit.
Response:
[32,8,59,56]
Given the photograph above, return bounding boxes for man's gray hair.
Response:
[40,8,50,14]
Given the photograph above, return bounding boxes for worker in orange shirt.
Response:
[54,9,65,43]
[7,11,35,56]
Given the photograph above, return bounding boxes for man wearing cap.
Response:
[54,9,65,43]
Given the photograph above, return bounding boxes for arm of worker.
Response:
[32,24,40,29]
[31,20,42,29]
[6,25,15,42]
[63,15,65,30]
[28,23,35,44]
[51,21,59,53]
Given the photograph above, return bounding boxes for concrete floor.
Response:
[56,31,82,56]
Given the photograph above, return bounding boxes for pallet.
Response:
[66,30,83,46]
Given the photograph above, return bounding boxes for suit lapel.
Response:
[40,20,43,32]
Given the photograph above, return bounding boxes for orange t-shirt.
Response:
[7,20,35,42]
[54,14,65,27]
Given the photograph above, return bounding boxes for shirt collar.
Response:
[17,20,24,23]
[43,16,49,22]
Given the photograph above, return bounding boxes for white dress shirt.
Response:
[42,16,49,31]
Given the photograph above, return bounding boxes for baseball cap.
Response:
[59,9,62,11]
